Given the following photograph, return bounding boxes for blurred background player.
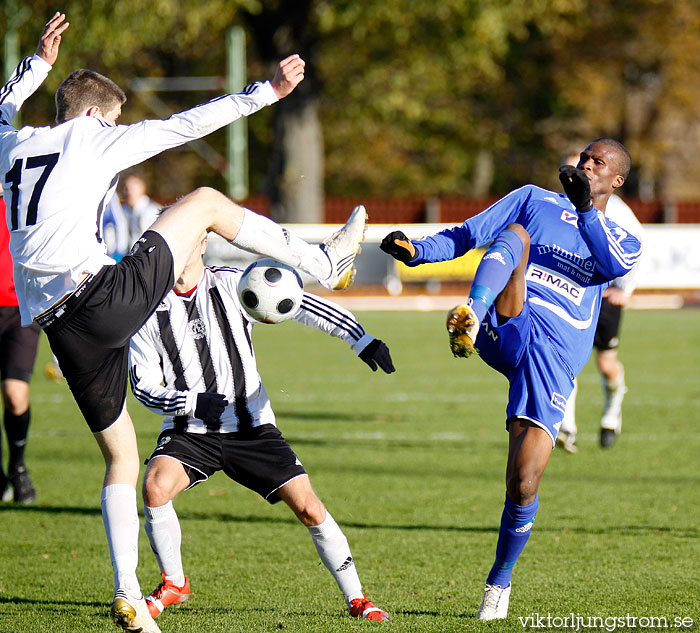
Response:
[121,173,161,248]
[103,193,131,262]
[0,184,40,503]
[557,151,645,452]
[129,237,393,621]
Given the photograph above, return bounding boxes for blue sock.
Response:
[468,229,525,323]
[486,494,539,588]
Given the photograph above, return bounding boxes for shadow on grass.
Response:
[275,409,383,423]
[0,503,101,515]
[167,603,475,621]
[2,504,697,538]
[0,594,103,608]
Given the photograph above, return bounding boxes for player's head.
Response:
[577,138,631,195]
[55,69,126,125]
[121,173,149,208]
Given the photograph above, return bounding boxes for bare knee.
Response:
[505,223,531,253]
[281,483,326,526]
[506,467,542,505]
[189,186,225,207]
[296,494,326,526]
[597,351,620,380]
[143,473,172,508]
[1,380,30,415]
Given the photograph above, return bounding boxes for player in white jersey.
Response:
[0,14,366,633]
[129,237,394,622]
[381,139,641,620]
[558,152,645,452]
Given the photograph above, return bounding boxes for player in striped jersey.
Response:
[381,139,642,620]
[129,237,394,621]
[0,14,366,632]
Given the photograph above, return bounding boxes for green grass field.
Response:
[0,309,698,632]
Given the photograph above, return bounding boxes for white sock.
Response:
[560,377,578,436]
[307,512,363,606]
[232,209,331,281]
[144,501,185,587]
[602,363,626,415]
[101,484,141,596]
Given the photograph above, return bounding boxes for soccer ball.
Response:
[237,258,304,324]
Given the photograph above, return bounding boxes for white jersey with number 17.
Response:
[0,54,278,325]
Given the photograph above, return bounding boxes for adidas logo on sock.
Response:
[515,521,534,534]
[336,556,354,572]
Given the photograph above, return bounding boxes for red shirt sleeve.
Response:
[0,198,18,307]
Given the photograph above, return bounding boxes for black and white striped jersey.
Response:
[0,54,278,325]
[129,265,375,434]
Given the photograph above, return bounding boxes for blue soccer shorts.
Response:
[474,300,576,446]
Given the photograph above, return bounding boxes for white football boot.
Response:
[556,429,579,454]
[111,589,162,633]
[318,205,367,290]
[600,365,626,447]
[477,583,511,621]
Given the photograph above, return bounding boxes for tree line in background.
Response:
[6,0,700,221]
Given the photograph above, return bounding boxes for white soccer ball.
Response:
[237,258,304,324]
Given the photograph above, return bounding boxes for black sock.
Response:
[5,407,30,474]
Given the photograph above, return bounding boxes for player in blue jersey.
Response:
[380,138,642,620]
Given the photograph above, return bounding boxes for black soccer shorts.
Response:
[41,231,174,433]
[146,424,307,503]
[594,297,623,351]
[0,306,40,383]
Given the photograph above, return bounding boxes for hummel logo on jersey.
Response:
[550,392,567,413]
[188,318,207,340]
[560,210,578,226]
[544,196,561,206]
[128,237,147,257]
[483,251,507,265]
[336,556,354,572]
[154,435,172,452]
[515,521,534,534]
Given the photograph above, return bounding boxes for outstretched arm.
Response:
[0,13,68,127]
[35,12,69,66]
[93,54,305,173]
[293,292,395,374]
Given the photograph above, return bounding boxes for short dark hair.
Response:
[55,69,126,124]
[591,138,632,180]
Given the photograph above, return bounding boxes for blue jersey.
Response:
[410,185,642,377]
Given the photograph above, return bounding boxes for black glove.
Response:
[359,339,395,374]
[380,231,415,264]
[558,165,593,213]
[194,392,228,423]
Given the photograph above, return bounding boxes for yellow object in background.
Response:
[397,248,486,282]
